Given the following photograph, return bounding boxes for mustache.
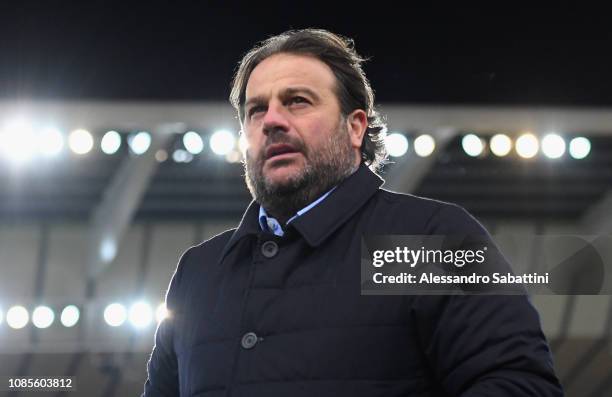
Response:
[258,135,305,159]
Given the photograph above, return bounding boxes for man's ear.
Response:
[346,109,368,150]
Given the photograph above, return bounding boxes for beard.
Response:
[243,117,358,224]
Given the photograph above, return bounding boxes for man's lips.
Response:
[265,143,300,160]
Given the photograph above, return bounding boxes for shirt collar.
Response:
[217,163,384,265]
[258,186,337,236]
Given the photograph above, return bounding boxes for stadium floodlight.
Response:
[129,301,153,329]
[542,134,566,159]
[210,130,236,156]
[490,134,512,157]
[104,303,127,327]
[414,134,436,157]
[172,149,193,163]
[99,238,117,264]
[183,131,204,154]
[68,129,94,155]
[101,130,122,154]
[569,137,591,160]
[6,305,29,329]
[155,149,168,162]
[461,134,485,157]
[515,133,539,159]
[38,127,64,157]
[32,306,55,329]
[128,131,151,155]
[385,132,409,157]
[0,119,37,164]
[156,303,168,323]
[60,305,80,328]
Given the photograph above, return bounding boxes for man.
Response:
[143,29,563,396]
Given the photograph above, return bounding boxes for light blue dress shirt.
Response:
[258,186,337,237]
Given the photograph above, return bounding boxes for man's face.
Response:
[241,53,360,214]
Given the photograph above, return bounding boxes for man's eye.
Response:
[248,106,265,117]
[289,96,308,105]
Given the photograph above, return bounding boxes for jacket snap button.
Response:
[261,241,279,258]
[241,332,259,349]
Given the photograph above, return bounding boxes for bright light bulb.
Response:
[128,132,151,155]
[569,137,591,159]
[461,134,484,157]
[60,305,80,328]
[210,130,236,156]
[183,131,204,154]
[515,133,539,159]
[32,306,55,329]
[414,134,435,157]
[0,120,37,164]
[172,149,193,163]
[542,134,566,159]
[129,301,153,329]
[6,305,29,329]
[104,303,127,327]
[69,129,94,155]
[385,133,409,157]
[101,131,122,154]
[490,134,512,157]
[99,238,117,264]
[38,127,64,157]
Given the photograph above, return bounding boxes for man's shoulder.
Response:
[369,188,487,235]
[376,188,451,210]
[178,228,236,267]
[372,188,459,220]
[192,228,235,253]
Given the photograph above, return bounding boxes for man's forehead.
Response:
[245,53,336,101]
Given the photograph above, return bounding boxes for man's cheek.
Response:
[245,148,263,166]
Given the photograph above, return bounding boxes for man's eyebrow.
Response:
[282,87,320,100]
[245,96,266,109]
[244,87,321,109]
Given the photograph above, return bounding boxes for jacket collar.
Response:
[217,163,384,265]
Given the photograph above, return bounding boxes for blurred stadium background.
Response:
[1,4,612,396]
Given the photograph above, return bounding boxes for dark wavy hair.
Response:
[229,28,388,172]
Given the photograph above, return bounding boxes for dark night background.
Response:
[1,2,611,106]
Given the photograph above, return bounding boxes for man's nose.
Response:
[262,103,290,136]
